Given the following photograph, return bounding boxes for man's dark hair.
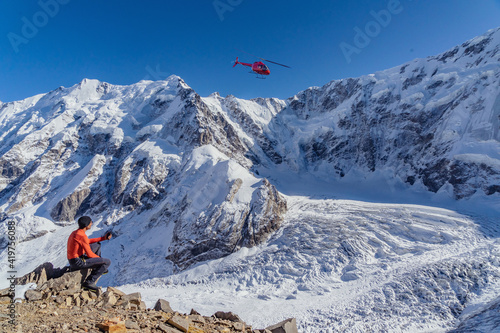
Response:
[78,216,92,229]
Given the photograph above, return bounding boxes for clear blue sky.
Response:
[1,0,499,102]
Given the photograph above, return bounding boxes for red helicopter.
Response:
[233,51,290,79]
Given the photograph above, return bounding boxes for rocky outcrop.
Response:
[14,262,69,286]
[238,179,288,248]
[222,96,286,165]
[1,264,298,333]
[51,187,91,222]
[166,178,287,270]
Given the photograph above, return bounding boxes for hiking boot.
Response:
[103,269,109,275]
[82,281,99,292]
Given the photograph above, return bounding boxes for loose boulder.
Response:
[265,318,298,333]
[214,311,243,322]
[154,298,174,313]
[24,289,43,302]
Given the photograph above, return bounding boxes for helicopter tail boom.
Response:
[233,57,253,68]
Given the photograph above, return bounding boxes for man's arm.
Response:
[88,236,107,244]
[78,234,100,258]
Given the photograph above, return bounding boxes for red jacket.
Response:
[67,229,106,260]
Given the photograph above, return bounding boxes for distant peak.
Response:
[166,74,182,81]
[150,74,188,88]
[78,78,101,86]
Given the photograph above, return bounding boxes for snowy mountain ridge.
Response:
[0,27,500,332]
[263,27,500,203]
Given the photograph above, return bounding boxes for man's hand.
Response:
[104,232,113,240]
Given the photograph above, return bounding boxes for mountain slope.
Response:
[260,26,500,201]
[0,77,287,274]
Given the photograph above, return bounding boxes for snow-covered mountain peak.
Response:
[78,78,101,86]
[437,26,500,66]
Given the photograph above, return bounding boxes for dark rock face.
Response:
[238,179,288,248]
[449,159,500,199]
[223,96,285,165]
[166,178,287,270]
[51,187,91,221]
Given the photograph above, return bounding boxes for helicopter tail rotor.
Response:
[232,57,239,67]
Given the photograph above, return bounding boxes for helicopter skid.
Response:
[248,72,267,79]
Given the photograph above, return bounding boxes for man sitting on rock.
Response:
[67,216,112,291]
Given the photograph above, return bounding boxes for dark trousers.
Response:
[68,243,111,284]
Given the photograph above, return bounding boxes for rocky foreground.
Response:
[0,263,297,333]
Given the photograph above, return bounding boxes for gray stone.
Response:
[167,314,191,332]
[121,292,141,305]
[0,288,11,297]
[158,322,183,333]
[154,298,174,313]
[265,318,298,333]
[102,292,118,307]
[24,289,43,301]
[58,287,81,296]
[214,311,242,322]
[115,299,132,310]
[106,286,126,297]
[46,269,90,292]
[233,321,246,331]
[51,187,91,221]
[189,314,205,324]
[54,295,64,304]
[125,319,140,330]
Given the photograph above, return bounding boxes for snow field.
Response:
[112,197,500,332]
